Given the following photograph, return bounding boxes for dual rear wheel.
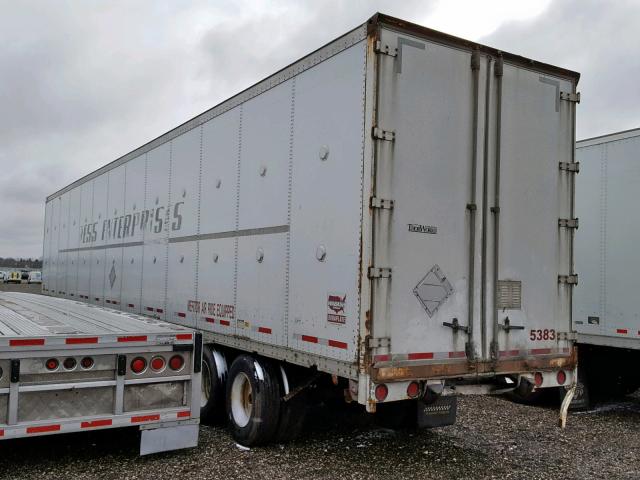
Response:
[200,347,307,446]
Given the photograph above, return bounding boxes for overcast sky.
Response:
[1,0,638,258]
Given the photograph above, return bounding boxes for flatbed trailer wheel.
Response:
[226,354,281,446]
[200,345,227,424]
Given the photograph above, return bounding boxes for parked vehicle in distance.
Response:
[572,127,640,406]
[27,271,42,284]
[20,270,29,281]
[0,271,6,283]
[5,271,22,284]
[0,292,201,455]
[42,13,579,446]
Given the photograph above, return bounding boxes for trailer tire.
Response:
[226,355,281,446]
[200,345,227,424]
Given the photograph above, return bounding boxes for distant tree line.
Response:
[0,258,43,269]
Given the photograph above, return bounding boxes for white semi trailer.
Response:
[573,127,640,404]
[42,14,580,445]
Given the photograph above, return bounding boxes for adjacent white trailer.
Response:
[0,292,200,454]
[574,127,640,402]
[42,14,580,445]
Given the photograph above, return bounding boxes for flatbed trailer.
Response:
[0,292,201,455]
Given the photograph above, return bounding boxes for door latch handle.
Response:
[443,317,469,333]
[498,316,525,331]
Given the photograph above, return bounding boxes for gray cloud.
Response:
[1,0,637,258]
[482,0,640,139]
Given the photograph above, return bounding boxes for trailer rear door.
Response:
[370,27,576,374]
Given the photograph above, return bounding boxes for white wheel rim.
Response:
[201,360,212,408]
[230,372,252,428]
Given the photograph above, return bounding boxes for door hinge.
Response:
[560,91,580,103]
[370,197,394,210]
[372,126,395,142]
[559,162,580,173]
[374,40,398,57]
[368,267,392,279]
[368,337,391,349]
[558,274,578,285]
[559,218,579,228]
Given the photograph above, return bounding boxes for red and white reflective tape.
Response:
[0,410,192,440]
[237,320,272,335]
[499,347,571,358]
[293,333,348,350]
[374,346,571,364]
[202,317,232,327]
[0,332,193,349]
[374,350,466,363]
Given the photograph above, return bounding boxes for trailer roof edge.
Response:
[577,127,640,148]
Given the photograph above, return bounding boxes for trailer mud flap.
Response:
[140,421,199,455]
[417,396,457,428]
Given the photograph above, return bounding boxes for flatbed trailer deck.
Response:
[0,292,201,455]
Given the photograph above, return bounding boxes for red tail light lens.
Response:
[169,355,184,371]
[150,356,166,372]
[63,357,77,370]
[406,381,421,399]
[80,357,94,369]
[46,358,59,371]
[556,370,567,385]
[131,357,147,374]
[534,372,543,387]
[374,384,388,402]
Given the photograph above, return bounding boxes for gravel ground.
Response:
[2,283,638,479]
[1,394,639,480]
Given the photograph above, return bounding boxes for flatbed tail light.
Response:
[131,357,147,374]
[169,355,184,371]
[45,358,59,371]
[80,357,94,369]
[150,356,166,372]
[374,384,388,402]
[534,372,543,387]
[63,357,77,370]
[557,370,567,385]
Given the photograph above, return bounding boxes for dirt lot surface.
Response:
[1,284,638,479]
[0,393,639,480]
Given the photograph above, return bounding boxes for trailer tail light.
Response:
[63,357,77,370]
[534,372,543,387]
[150,356,166,372]
[406,381,421,399]
[131,357,147,374]
[556,370,567,385]
[374,384,388,402]
[46,358,59,371]
[80,357,94,369]
[169,355,184,371]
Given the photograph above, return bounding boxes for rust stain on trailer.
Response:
[371,348,577,382]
